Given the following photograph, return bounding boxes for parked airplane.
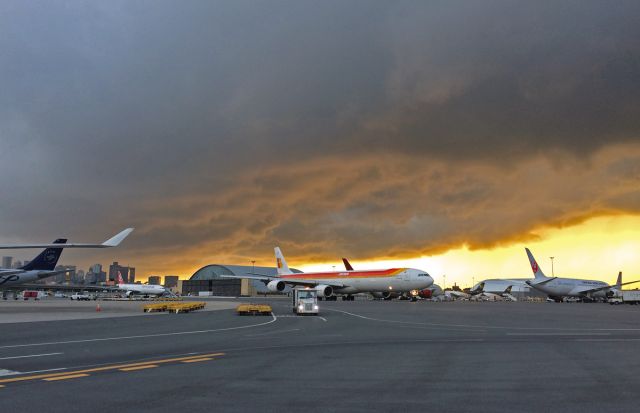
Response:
[469,283,517,301]
[223,247,434,300]
[116,272,167,297]
[0,228,134,288]
[524,248,639,301]
[341,257,430,300]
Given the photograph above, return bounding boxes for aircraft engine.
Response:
[418,289,433,299]
[267,280,286,292]
[371,291,393,300]
[315,285,333,298]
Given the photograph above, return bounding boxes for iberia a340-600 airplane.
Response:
[223,247,434,301]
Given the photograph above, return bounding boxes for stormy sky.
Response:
[1,1,640,277]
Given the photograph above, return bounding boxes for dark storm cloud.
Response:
[1,1,640,274]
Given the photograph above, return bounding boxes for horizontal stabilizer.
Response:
[526,277,557,286]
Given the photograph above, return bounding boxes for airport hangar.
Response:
[180,264,302,296]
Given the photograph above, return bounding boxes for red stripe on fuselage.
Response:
[281,268,406,280]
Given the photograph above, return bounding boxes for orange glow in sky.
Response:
[298,215,640,288]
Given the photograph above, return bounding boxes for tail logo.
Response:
[45,251,57,263]
[531,261,539,273]
[276,258,282,269]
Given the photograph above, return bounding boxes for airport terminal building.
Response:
[181,265,302,297]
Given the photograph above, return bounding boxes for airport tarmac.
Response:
[1,298,640,412]
[0,298,239,323]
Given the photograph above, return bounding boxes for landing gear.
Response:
[341,295,355,301]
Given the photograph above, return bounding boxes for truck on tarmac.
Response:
[292,288,319,315]
[608,290,640,305]
[21,290,47,300]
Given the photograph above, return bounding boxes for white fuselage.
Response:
[0,271,47,287]
[529,278,612,298]
[118,283,166,296]
[290,269,434,294]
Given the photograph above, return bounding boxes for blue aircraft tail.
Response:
[20,239,67,271]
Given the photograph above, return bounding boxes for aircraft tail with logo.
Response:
[274,247,292,276]
[117,271,125,285]
[525,248,548,280]
[19,239,67,271]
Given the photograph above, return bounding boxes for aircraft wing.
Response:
[7,283,115,292]
[219,274,345,288]
[0,228,134,249]
[573,279,640,295]
[526,277,557,286]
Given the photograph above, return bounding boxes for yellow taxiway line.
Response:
[119,365,158,372]
[0,352,224,385]
[43,374,90,382]
[181,357,213,363]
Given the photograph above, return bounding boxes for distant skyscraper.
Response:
[2,256,13,269]
[148,275,161,285]
[129,267,136,283]
[108,262,131,283]
[91,263,102,274]
[164,275,179,288]
[12,260,22,269]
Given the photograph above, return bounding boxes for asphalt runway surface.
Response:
[1,298,640,412]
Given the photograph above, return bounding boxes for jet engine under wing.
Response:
[0,228,134,249]
[219,274,345,288]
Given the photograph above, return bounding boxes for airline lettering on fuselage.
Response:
[0,275,20,285]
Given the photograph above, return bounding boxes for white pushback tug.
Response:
[292,287,319,315]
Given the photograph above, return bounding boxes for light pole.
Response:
[550,257,555,277]
[251,260,255,275]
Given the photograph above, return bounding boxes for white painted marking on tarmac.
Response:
[326,308,640,332]
[0,369,21,377]
[574,338,640,342]
[18,367,68,374]
[273,315,327,321]
[0,352,63,360]
[0,314,278,350]
[245,328,301,337]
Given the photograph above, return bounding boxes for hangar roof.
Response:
[189,264,302,281]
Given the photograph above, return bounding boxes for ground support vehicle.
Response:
[292,288,319,315]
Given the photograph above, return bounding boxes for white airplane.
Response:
[469,282,517,301]
[116,272,167,297]
[0,229,134,288]
[222,247,434,300]
[524,248,640,300]
[341,257,432,301]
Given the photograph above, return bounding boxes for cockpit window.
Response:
[418,273,430,277]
